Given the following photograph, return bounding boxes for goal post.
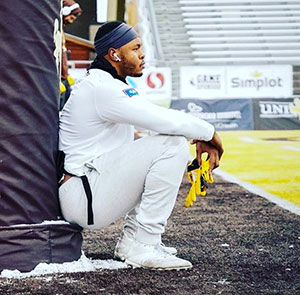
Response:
[0,0,82,272]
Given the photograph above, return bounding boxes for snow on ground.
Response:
[0,252,127,279]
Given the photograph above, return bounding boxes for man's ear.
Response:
[108,48,121,62]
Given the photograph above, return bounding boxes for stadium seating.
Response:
[150,0,194,97]
[150,0,300,96]
[181,0,300,64]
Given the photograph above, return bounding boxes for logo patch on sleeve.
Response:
[123,88,139,97]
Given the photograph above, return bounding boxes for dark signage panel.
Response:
[253,98,300,130]
[170,99,254,130]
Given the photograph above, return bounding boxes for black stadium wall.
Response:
[0,0,82,272]
[64,0,97,39]
[170,98,300,131]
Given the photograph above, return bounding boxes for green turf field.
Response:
[190,130,300,207]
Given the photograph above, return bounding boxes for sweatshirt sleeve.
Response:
[94,87,215,141]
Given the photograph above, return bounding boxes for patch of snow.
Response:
[217,279,230,285]
[7,220,71,228]
[44,277,53,282]
[211,279,230,285]
[220,243,230,247]
[0,252,127,279]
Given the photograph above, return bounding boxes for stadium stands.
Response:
[182,0,300,63]
[152,0,194,97]
[150,0,300,96]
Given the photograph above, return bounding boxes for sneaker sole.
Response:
[125,259,192,271]
[114,250,177,261]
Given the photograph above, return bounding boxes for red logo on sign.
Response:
[147,72,165,89]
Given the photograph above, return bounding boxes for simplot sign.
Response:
[180,65,293,99]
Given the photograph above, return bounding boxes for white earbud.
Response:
[62,3,80,16]
[113,53,121,62]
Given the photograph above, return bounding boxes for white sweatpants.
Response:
[59,135,190,244]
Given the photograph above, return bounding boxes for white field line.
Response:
[282,145,300,152]
[239,137,260,143]
[215,169,300,216]
[240,137,300,152]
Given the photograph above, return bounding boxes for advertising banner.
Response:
[127,67,172,102]
[180,65,293,99]
[227,65,293,99]
[180,66,225,99]
[170,99,254,130]
[253,98,300,130]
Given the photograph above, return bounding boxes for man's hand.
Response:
[192,141,220,173]
[191,131,224,174]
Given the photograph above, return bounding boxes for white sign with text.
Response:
[180,66,225,99]
[180,65,293,99]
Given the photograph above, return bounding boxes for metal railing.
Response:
[137,0,164,66]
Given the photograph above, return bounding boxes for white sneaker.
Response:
[114,233,177,261]
[124,240,192,270]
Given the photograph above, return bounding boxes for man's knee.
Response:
[162,135,190,160]
[165,134,188,146]
[141,134,190,161]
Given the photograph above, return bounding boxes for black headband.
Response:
[94,23,138,56]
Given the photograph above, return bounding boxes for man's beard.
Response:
[132,72,143,77]
[122,59,143,78]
